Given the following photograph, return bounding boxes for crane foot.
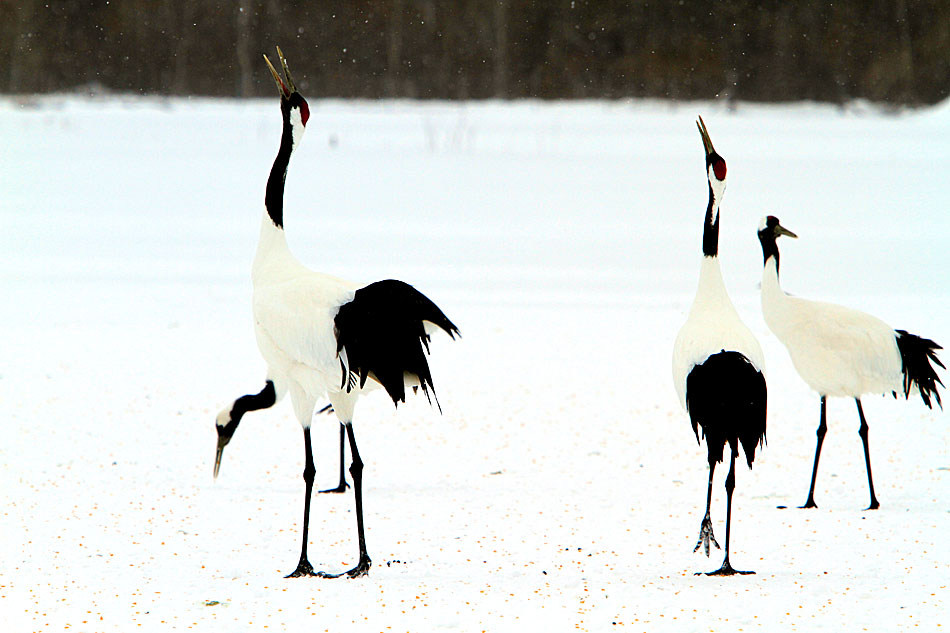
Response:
[316,555,372,579]
[285,559,318,578]
[693,515,720,557]
[698,559,754,576]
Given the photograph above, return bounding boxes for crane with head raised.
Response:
[214,47,459,579]
[672,117,767,576]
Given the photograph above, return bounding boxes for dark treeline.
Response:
[1,0,948,104]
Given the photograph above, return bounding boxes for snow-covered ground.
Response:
[1,96,947,631]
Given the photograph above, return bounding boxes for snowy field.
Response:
[1,95,947,631]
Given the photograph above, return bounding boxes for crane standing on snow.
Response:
[757,215,943,510]
[672,117,767,576]
[213,48,458,579]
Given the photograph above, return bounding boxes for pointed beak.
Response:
[776,223,798,239]
[697,115,716,157]
[263,46,297,99]
[213,436,229,479]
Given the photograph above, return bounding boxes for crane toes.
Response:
[314,556,372,579]
[318,482,350,494]
[693,515,720,557]
[345,556,372,579]
[285,560,318,578]
[700,559,755,576]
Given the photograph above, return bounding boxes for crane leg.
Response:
[286,427,318,577]
[703,448,753,576]
[318,422,372,579]
[694,461,720,556]
[800,396,828,509]
[855,399,880,510]
[320,423,350,494]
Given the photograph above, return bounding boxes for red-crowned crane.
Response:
[757,215,943,510]
[672,117,767,576]
[214,48,458,579]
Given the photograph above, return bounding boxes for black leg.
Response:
[318,422,372,579]
[694,460,720,556]
[704,448,753,576]
[286,427,317,578]
[855,399,880,510]
[801,396,828,509]
[320,423,350,494]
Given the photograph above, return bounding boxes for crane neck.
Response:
[255,208,291,265]
[702,183,721,257]
[762,254,782,285]
[692,254,732,311]
[760,254,790,327]
[757,229,782,274]
[264,114,295,230]
[255,111,300,278]
[757,228,788,326]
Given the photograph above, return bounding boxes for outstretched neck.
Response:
[264,119,294,230]
[702,184,720,258]
[694,254,730,305]
[256,110,304,277]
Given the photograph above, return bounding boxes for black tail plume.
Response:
[895,329,945,409]
[334,279,459,409]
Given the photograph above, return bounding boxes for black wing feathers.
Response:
[895,329,944,409]
[685,351,767,467]
[334,279,459,408]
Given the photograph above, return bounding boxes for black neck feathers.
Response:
[702,185,720,258]
[758,227,780,273]
[218,380,277,443]
[264,102,294,229]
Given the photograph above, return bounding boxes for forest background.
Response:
[2,0,947,105]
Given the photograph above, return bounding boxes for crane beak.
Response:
[213,436,229,479]
[775,223,798,239]
[697,115,716,157]
[263,46,297,99]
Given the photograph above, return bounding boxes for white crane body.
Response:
[761,261,902,398]
[757,215,943,510]
[673,257,765,410]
